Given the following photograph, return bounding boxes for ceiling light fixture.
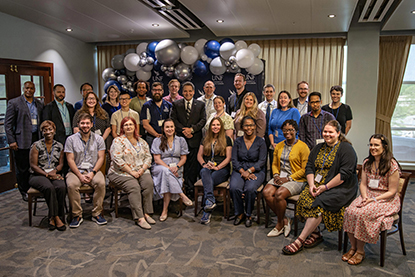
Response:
[66,28,73,32]
[216,19,224,23]
[152,23,159,27]
[411,10,415,14]
[328,14,336,18]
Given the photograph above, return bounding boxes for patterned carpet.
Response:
[0,181,414,277]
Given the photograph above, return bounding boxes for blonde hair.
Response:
[236,92,259,122]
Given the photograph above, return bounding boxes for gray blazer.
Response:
[5,95,44,149]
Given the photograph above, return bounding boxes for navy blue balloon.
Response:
[146,41,158,59]
[153,59,161,71]
[204,40,220,59]
[114,70,121,76]
[220,38,234,44]
[193,60,209,76]
[104,80,121,93]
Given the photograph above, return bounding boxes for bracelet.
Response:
[325,184,329,190]
[202,162,206,166]
[372,197,377,202]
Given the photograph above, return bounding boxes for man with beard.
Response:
[5,81,44,201]
[43,84,75,145]
[140,82,172,148]
[130,80,151,138]
[163,79,183,104]
[293,81,311,116]
[227,73,248,118]
[111,91,140,138]
[65,113,106,228]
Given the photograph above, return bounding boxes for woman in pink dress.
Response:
[343,134,401,265]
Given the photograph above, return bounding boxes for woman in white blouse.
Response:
[108,117,155,230]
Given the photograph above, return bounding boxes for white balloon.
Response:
[207,58,212,63]
[235,49,255,68]
[136,69,152,81]
[180,46,199,65]
[235,40,248,51]
[194,38,208,55]
[136,42,148,54]
[201,54,208,61]
[124,53,141,71]
[142,63,154,72]
[248,43,261,57]
[247,58,264,75]
[219,42,236,60]
[209,57,226,75]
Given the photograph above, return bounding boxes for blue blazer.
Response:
[5,95,44,149]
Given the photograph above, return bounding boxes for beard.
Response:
[152,93,162,102]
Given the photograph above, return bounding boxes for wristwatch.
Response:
[92,170,97,175]
[288,175,293,181]
[247,168,252,174]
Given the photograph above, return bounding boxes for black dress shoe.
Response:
[245,217,252,227]
[56,224,66,231]
[48,223,56,231]
[233,214,246,226]
[22,194,28,202]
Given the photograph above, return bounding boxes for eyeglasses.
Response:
[243,124,255,128]
[86,97,96,101]
[153,89,163,92]
[119,98,130,101]
[282,129,295,133]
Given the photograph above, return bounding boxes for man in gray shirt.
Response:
[65,113,106,228]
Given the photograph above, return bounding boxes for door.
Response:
[0,59,53,193]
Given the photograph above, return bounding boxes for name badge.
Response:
[316,139,324,145]
[44,168,54,173]
[169,163,177,168]
[237,130,244,137]
[32,118,38,125]
[231,112,236,118]
[368,179,380,189]
[315,174,322,183]
[64,122,71,128]
[158,120,164,127]
[95,129,102,135]
[274,130,279,138]
[80,162,91,170]
[280,171,288,178]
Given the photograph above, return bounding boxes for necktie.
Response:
[186,101,191,119]
[266,103,271,128]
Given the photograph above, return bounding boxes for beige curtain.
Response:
[250,38,345,104]
[97,44,137,98]
[375,36,412,147]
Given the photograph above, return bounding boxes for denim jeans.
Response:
[200,167,230,203]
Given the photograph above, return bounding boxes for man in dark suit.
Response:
[171,82,206,199]
[5,81,44,200]
[43,84,75,145]
[293,81,311,116]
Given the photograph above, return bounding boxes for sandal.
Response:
[342,248,356,262]
[348,251,365,265]
[304,230,323,248]
[282,237,305,255]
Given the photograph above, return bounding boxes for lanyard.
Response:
[81,134,91,162]
[155,102,163,119]
[331,106,340,120]
[127,138,141,155]
[211,141,216,161]
[320,142,338,170]
[216,111,224,118]
[311,113,323,136]
[299,102,307,114]
[93,115,96,127]
[281,143,292,169]
[56,102,67,120]
[374,161,379,175]
[42,139,54,169]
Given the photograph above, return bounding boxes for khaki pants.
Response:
[66,171,106,217]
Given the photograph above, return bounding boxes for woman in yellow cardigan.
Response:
[263,119,310,237]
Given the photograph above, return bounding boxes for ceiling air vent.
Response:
[358,0,395,22]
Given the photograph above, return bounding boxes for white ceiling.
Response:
[0,0,413,43]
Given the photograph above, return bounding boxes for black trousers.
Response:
[183,146,200,198]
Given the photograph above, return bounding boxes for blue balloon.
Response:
[220,38,234,44]
[104,80,121,93]
[204,40,220,59]
[153,59,161,71]
[193,60,209,76]
[146,41,158,59]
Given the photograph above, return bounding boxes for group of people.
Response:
[5,75,402,265]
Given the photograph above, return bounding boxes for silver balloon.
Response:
[121,84,128,90]
[161,65,168,72]
[229,56,236,64]
[128,87,135,94]
[102,67,115,81]
[126,69,136,76]
[140,52,147,59]
[168,66,175,72]
[178,43,188,49]
[126,48,136,54]
[138,58,147,67]
[146,57,154,65]
[230,64,240,73]
[126,81,132,87]
[109,73,117,80]
[117,75,128,84]
[155,39,181,66]
[111,55,124,70]
[224,61,230,67]
[165,70,174,78]
[174,63,192,81]
[142,63,153,72]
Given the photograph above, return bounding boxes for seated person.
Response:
[151,119,192,222]
[263,119,309,237]
[343,134,400,265]
[65,113,107,228]
[107,117,155,230]
[282,120,357,255]
[29,120,66,231]
[203,96,234,139]
[230,116,267,228]
[197,118,232,225]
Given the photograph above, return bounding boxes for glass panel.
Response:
[33,75,43,97]
[0,75,5,98]
[20,75,31,85]
[0,149,10,174]
[0,100,6,123]
[403,45,415,82]
[0,125,6,148]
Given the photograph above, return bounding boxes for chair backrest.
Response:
[356,164,363,181]
[397,172,411,208]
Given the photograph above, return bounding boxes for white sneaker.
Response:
[267,226,285,237]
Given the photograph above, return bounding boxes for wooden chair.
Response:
[194,179,229,218]
[264,193,300,234]
[343,171,411,266]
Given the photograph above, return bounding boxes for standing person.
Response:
[43,84,75,146]
[151,119,193,222]
[74,83,93,112]
[5,81,44,201]
[101,85,121,119]
[141,82,172,148]
[108,117,155,230]
[204,96,234,139]
[197,81,218,120]
[230,116,267,227]
[227,73,248,118]
[233,92,266,139]
[322,85,353,135]
[171,82,206,199]
[293,81,311,117]
[343,134,400,265]
[197,118,232,224]
[282,120,357,255]
[29,120,66,231]
[298,92,335,150]
[163,79,183,104]
[130,80,151,137]
[65,113,107,228]
[111,91,140,138]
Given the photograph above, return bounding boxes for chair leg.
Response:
[338,229,343,251]
[28,195,33,226]
[110,187,114,209]
[33,197,38,216]
[194,186,198,217]
[380,230,387,267]
[398,220,406,255]
[256,194,261,224]
[114,188,119,218]
[222,189,227,219]
[343,231,349,253]
[178,198,183,217]
[293,204,298,236]
[227,189,231,221]
[265,204,269,228]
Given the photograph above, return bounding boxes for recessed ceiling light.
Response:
[66,28,73,32]
[411,10,415,14]
[216,19,224,23]
[152,23,159,27]
[328,14,336,18]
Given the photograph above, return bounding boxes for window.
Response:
[391,44,415,163]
